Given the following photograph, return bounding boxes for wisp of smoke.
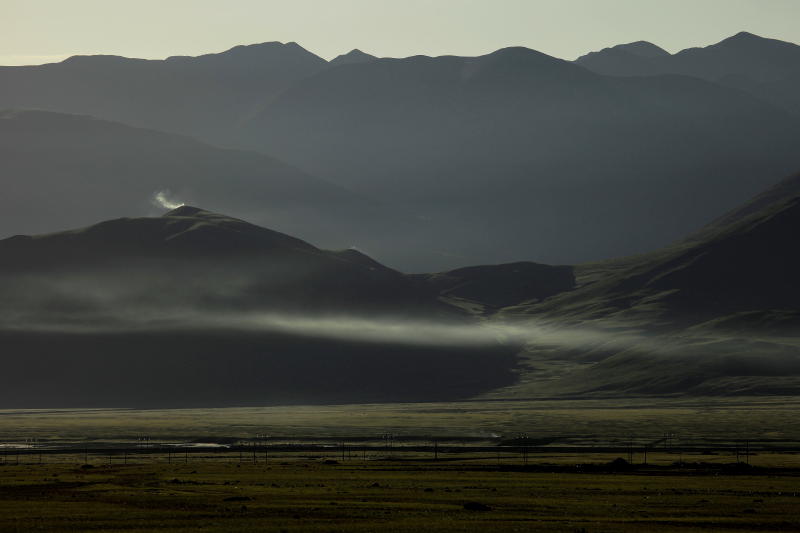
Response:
[152,190,184,210]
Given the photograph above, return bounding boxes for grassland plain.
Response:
[3,397,800,531]
[2,396,800,442]
[1,459,800,532]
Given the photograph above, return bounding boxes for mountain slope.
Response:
[0,42,327,144]
[239,46,800,269]
[0,110,421,262]
[577,32,800,115]
[513,173,800,328]
[490,171,800,397]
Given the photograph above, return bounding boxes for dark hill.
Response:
[0,209,519,408]
[0,206,433,314]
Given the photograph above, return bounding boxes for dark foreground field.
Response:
[3,397,800,531]
[1,457,800,532]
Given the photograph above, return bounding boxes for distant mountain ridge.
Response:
[2,33,800,271]
[576,31,800,115]
[330,49,377,66]
[0,41,328,144]
[238,43,800,269]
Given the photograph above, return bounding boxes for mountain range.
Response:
[576,31,800,115]
[0,41,327,145]
[2,33,800,270]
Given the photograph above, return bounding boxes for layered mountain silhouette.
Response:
[239,44,800,268]
[2,37,800,270]
[0,41,328,144]
[577,32,800,115]
[0,109,433,262]
[2,33,800,403]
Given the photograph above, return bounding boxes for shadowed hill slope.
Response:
[0,205,439,315]
[0,208,520,408]
[509,175,800,329]
[491,173,800,397]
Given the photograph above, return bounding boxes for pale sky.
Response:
[3,0,800,65]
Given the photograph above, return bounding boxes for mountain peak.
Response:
[166,41,326,67]
[575,40,669,64]
[728,31,761,41]
[330,48,377,67]
[479,46,573,69]
[614,41,670,58]
[714,31,772,49]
